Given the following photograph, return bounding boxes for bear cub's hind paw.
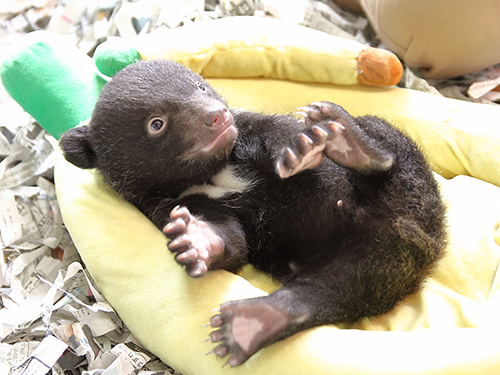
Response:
[163,206,225,278]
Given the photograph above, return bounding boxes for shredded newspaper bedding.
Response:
[0,1,498,375]
[0,85,180,374]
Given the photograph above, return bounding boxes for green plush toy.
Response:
[0,31,109,138]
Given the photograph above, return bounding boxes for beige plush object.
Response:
[360,0,500,78]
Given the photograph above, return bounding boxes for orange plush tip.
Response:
[357,47,403,87]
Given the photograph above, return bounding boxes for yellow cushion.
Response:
[56,78,500,374]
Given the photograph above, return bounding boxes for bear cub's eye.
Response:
[196,82,207,92]
[151,120,163,130]
[147,117,167,136]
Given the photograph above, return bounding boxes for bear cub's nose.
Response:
[205,107,228,127]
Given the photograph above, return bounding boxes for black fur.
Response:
[60,60,446,367]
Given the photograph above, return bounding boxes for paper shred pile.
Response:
[0,82,180,374]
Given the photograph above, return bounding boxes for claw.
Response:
[285,147,300,167]
[327,121,345,132]
[311,125,329,142]
[276,160,292,179]
[298,133,314,153]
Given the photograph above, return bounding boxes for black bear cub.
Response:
[61,60,446,367]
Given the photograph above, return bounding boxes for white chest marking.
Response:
[180,165,254,199]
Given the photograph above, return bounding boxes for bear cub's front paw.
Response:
[276,102,345,179]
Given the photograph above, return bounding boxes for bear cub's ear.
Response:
[59,127,97,169]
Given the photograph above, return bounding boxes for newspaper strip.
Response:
[468,75,500,99]
[10,335,68,375]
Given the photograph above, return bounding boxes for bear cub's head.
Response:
[60,60,238,201]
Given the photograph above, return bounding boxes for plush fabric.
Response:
[55,78,500,374]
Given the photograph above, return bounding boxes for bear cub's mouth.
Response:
[199,111,238,155]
